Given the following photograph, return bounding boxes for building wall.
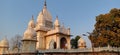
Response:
[21,53,37,55]
[40,52,120,55]
[1,48,120,55]
[22,40,36,53]
[45,33,71,49]
[8,52,36,55]
[36,31,47,50]
[46,35,58,49]
[59,34,71,49]
[0,47,9,54]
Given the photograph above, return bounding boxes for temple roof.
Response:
[28,16,35,28]
[0,37,9,47]
[37,0,52,24]
[54,16,60,27]
[23,18,36,40]
[78,38,86,43]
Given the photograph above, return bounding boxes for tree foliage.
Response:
[89,8,120,47]
[71,35,80,49]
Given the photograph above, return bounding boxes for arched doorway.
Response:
[60,37,67,49]
[49,40,56,49]
[53,42,56,49]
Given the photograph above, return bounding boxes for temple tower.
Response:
[22,16,37,53]
[35,0,71,50]
[35,0,53,50]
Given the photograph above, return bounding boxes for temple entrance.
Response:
[49,40,56,49]
[60,37,67,49]
[53,42,56,49]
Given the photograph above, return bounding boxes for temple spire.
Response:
[28,15,35,28]
[56,15,58,19]
[54,16,60,27]
[44,0,47,6]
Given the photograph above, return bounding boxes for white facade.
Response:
[0,38,9,54]
[22,17,37,53]
[78,38,86,48]
[34,1,71,50]
[0,1,71,54]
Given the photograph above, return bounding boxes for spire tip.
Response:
[56,15,58,19]
[44,0,47,6]
[32,15,34,20]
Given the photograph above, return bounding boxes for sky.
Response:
[0,0,120,47]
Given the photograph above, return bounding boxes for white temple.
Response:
[0,1,71,54]
[35,1,71,50]
[0,38,9,54]
[0,1,120,55]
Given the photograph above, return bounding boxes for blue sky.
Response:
[0,0,120,47]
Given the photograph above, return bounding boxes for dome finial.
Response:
[28,15,35,28]
[31,15,34,22]
[44,0,47,6]
[32,15,34,20]
[56,15,58,19]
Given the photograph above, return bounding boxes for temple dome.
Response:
[23,27,36,40]
[78,38,86,48]
[23,18,36,40]
[28,16,35,28]
[37,5,52,24]
[0,38,9,47]
[78,38,86,43]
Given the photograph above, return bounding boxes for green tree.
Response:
[89,8,120,47]
[71,35,80,49]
